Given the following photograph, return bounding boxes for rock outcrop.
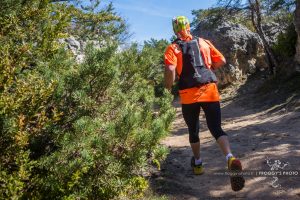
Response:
[193,21,268,86]
[59,36,103,63]
[262,22,285,45]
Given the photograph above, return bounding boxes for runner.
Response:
[164,16,245,191]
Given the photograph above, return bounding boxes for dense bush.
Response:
[0,0,175,199]
[272,23,298,58]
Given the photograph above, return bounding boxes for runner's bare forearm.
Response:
[164,65,176,90]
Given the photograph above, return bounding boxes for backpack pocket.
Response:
[193,66,217,84]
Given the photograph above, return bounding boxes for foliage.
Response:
[192,0,296,30]
[267,0,295,12]
[141,39,170,96]
[0,0,175,199]
[272,23,298,58]
[191,7,225,28]
[262,0,295,29]
[68,0,128,41]
[191,7,254,30]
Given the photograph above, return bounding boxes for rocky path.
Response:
[150,97,300,200]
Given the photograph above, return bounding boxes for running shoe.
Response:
[228,157,245,191]
[191,156,204,175]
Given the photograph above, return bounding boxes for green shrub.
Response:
[272,23,298,58]
[0,0,175,199]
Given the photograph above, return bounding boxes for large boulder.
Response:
[192,21,268,86]
[262,22,284,45]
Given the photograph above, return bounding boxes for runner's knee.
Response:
[209,127,227,140]
[187,123,200,143]
[189,132,200,143]
[182,103,201,144]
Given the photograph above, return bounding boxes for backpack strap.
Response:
[172,38,180,44]
[193,36,202,48]
[172,38,184,47]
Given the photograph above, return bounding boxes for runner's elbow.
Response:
[166,65,176,71]
[212,58,226,69]
[221,57,226,65]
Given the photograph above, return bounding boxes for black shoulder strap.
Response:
[193,36,201,48]
[172,36,201,49]
[172,38,183,45]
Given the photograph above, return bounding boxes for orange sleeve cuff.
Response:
[164,45,177,66]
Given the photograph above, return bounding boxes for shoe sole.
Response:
[193,167,204,175]
[230,159,245,191]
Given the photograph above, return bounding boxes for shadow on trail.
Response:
[170,128,188,136]
[226,72,300,115]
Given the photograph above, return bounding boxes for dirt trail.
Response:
[150,95,300,200]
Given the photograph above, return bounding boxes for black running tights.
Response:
[181,101,227,143]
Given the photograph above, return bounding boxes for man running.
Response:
[164,16,245,191]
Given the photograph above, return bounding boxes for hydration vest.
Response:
[173,37,217,90]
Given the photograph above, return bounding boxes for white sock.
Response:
[226,153,234,161]
[195,158,202,165]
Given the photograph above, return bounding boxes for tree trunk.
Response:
[294,0,300,72]
[249,0,279,75]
